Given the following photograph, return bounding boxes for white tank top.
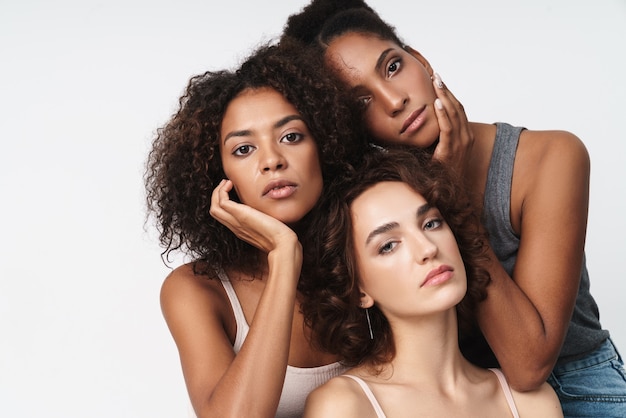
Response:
[217,270,347,418]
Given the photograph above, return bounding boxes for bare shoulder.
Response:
[512,382,563,417]
[161,263,225,309]
[160,262,232,339]
[513,128,590,216]
[519,128,589,168]
[304,375,376,418]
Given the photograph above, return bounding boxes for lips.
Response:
[400,106,426,134]
[421,265,453,288]
[262,179,297,197]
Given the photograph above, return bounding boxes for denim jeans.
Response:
[547,338,626,417]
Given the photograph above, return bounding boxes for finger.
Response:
[432,75,459,127]
[432,95,453,163]
[433,72,445,90]
[433,74,469,127]
[432,108,452,162]
[218,180,239,210]
[432,136,451,163]
[434,97,452,137]
[211,180,226,210]
[210,179,236,221]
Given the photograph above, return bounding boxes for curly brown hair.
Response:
[144,40,369,275]
[300,146,491,367]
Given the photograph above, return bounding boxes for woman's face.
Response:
[325,33,439,148]
[219,87,323,225]
[350,181,466,319]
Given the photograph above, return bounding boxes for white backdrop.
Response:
[1,0,624,416]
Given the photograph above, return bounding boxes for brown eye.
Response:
[387,58,401,76]
[281,132,304,143]
[233,145,253,156]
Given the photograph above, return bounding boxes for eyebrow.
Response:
[364,203,432,246]
[223,114,305,144]
[375,48,394,73]
[365,221,399,246]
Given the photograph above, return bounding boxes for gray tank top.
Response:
[482,122,608,363]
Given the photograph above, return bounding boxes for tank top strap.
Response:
[341,375,386,418]
[488,368,520,418]
[217,269,249,352]
[484,122,524,234]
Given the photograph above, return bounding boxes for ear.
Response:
[403,45,434,77]
[359,289,375,309]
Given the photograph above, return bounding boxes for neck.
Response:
[377,309,470,383]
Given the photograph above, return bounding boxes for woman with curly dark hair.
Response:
[280,1,626,415]
[144,40,368,418]
[301,147,562,417]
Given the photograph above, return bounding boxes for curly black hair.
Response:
[144,39,369,276]
[300,146,491,368]
[281,0,404,53]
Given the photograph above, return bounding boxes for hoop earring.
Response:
[366,308,374,340]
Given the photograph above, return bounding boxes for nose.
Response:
[260,144,287,173]
[378,84,408,117]
[413,233,438,264]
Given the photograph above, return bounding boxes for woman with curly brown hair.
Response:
[281,1,626,416]
[144,40,368,418]
[301,147,562,417]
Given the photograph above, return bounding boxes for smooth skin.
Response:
[160,88,338,418]
[325,33,588,391]
[303,182,562,417]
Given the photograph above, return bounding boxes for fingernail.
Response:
[434,72,443,89]
[435,98,443,110]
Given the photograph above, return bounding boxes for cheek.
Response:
[417,76,437,101]
[357,259,399,297]
[305,151,323,190]
[400,65,435,99]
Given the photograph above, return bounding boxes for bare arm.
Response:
[477,130,589,391]
[161,180,302,417]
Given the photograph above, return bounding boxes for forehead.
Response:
[224,87,294,118]
[325,33,399,79]
[221,87,298,132]
[351,182,427,229]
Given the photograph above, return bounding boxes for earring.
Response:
[365,308,374,340]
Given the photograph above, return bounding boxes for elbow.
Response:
[505,363,553,392]
[496,338,562,392]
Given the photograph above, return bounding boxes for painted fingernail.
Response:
[435,98,443,110]
[434,72,443,89]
